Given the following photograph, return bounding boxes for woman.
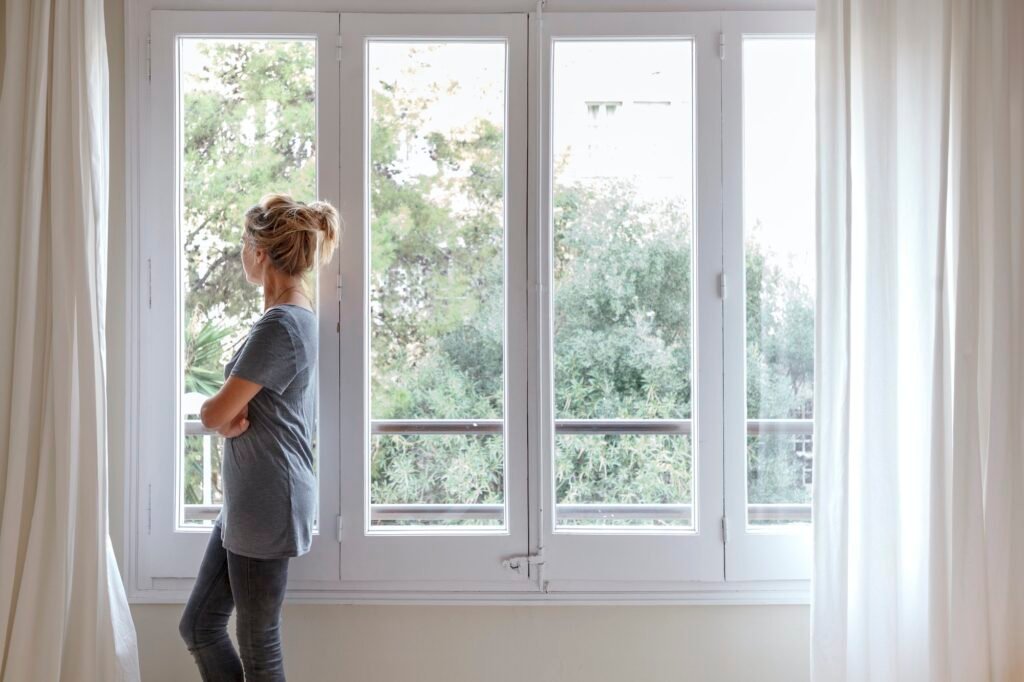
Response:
[178,193,340,681]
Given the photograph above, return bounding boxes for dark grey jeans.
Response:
[178,522,290,681]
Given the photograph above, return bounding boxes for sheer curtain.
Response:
[0,0,141,680]
[813,0,1023,680]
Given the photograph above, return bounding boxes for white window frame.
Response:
[134,10,343,593]
[335,13,532,590]
[123,7,815,604]
[534,11,725,590]
[721,10,816,583]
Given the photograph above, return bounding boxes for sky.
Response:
[743,36,816,287]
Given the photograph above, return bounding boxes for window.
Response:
[128,9,813,600]
[335,13,530,586]
[723,12,815,582]
[553,41,694,531]
[138,11,342,587]
[585,101,621,120]
[538,13,724,588]
[742,36,815,528]
[366,40,509,532]
[178,36,320,530]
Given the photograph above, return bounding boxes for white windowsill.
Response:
[126,581,811,606]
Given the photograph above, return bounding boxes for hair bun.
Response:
[308,200,332,219]
[307,200,341,266]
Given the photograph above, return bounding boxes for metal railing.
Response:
[184,420,216,507]
[185,420,210,435]
[364,502,811,524]
[184,502,810,524]
[369,418,812,436]
[182,418,813,524]
[187,417,812,437]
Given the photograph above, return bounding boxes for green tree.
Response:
[745,224,815,507]
[180,39,318,521]
[182,39,317,359]
[550,179,694,520]
[180,41,816,523]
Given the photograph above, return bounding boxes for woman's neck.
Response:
[262,273,308,311]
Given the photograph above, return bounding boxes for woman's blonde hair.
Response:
[243,193,341,276]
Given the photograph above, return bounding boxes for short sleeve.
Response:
[230,308,297,394]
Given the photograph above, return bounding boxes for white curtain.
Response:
[0,0,141,680]
[813,0,1024,679]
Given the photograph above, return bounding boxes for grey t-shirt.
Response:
[214,304,318,559]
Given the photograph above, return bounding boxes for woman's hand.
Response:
[216,403,249,438]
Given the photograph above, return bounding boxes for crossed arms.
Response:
[199,375,262,438]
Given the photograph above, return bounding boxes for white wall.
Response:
[134,603,809,682]
[101,1,811,679]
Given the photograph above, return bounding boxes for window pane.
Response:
[178,38,319,528]
[552,41,695,530]
[369,434,504,528]
[367,42,507,530]
[743,37,815,526]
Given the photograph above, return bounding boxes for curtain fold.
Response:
[0,0,141,680]
[813,0,1024,679]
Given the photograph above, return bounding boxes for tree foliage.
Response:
[181,41,814,517]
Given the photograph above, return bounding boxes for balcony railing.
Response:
[183,501,810,524]
[181,418,813,524]
[186,417,812,437]
[368,418,813,435]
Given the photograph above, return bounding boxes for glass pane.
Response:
[743,37,815,526]
[370,435,504,527]
[556,434,693,528]
[177,38,319,529]
[552,41,695,530]
[367,41,507,530]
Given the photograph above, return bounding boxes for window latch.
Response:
[502,551,545,574]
